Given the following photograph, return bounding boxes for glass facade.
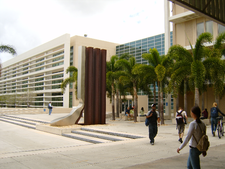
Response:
[116,32,173,110]
[218,24,225,35]
[197,22,204,37]
[206,21,213,35]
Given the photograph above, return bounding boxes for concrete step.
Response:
[81,128,144,139]
[62,132,112,144]
[3,115,49,124]
[0,117,36,129]
[71,130,128,142]
[1,116,36,125]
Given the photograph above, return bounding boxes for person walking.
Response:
[177,106,207,169]
[176,107,188,143]
[146,103,160,145]
[48,102,53,115]
[210,102,225,136]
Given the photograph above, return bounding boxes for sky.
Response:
[0,0,168,63]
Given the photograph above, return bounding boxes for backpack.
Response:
[176,111,184,125]
[211,107,218,118]
[193,123,210,152]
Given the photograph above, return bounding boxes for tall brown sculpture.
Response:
[50,46,106,126]
[85,47,106,125]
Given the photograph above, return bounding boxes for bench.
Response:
[137,116,146,122]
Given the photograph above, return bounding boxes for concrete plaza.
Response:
[0,113,224,169]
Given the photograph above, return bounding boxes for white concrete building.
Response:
[0,34,118,111]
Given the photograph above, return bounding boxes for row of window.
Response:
[197,21,225,37]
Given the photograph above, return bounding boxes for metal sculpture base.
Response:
[50,101,84,126]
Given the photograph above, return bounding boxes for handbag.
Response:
[145,118,149,126]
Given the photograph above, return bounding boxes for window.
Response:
[206,21,213,35]
[35,82,43,86]
[35,98,43,101]
[52,97,63,101]
[52,85,61,89]
[218,24,225,35]
[69,92,72,108]
[52,92,63,96]
[35,87,43,91]
[22,81,28,84]
[36,58,44,63]
[22,85,28,88]
[35,77,44,82]
[36,67,44,71]
[36,62,44,67]
[52,74,63,79]
[53,56,64,62]
[197,22,204,37]
[52,62,64,67]
[52,80,63,84]
[53,51,64,57]
[23,71,28,75]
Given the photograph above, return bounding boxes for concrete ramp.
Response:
[50,102,84,126]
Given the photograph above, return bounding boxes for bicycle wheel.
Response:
[218,123,221,139]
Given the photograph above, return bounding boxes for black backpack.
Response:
[211,107,218,118]
[176,111,184,125]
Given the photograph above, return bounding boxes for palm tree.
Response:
[0,45,16,76]
[189,32,213,105]
[141,48,172,124]
[115,57,140,122]
[167,44,193,112]
[106,55,119,120]
[0,45,16,55]
[61,66,78,96]
[203,32,225,104]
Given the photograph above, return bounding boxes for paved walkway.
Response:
[0,113,224,169]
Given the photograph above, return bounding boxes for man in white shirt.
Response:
[176,107,188,143]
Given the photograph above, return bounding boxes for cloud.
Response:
[0,0,166,63]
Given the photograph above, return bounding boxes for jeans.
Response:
[211,117,218,134]
[49,109,52,115]
[187,147,201,169]
[148,123,158,143]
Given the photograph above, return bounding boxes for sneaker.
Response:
[213,132,215,137]
[151,142,154,145]
[180,138,183,143]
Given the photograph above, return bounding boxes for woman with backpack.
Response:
[177,106,207,169]
[210,102,225,136]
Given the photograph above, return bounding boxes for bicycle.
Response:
[216,116,224,139]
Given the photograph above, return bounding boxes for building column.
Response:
[164,0,172,119]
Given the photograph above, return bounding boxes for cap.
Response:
[151,103,156,107]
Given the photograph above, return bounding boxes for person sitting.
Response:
[130,107,134,118]
[200,108,208,119]
[125,107,130,117]
[139,107,145,116]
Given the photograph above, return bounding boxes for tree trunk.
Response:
[215,95,219,107]
[116,87,119,117]
[119,92,122,114]
[111,84,115,120]
[176,95,179,112]
[195,87,199,106]
[160,82,164,124]
[153,82,156,103]
[133,85,138,122]
[201,92,205,111]
[184,80,187,113]
[158,82,160,115]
